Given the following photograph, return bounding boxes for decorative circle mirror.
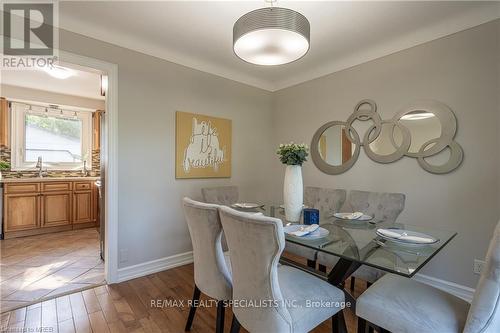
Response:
[311,99,463,174]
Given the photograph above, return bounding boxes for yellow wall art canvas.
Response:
[176,111,232,179]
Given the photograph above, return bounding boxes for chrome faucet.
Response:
[82,160,88,176]
[36,156,44,178]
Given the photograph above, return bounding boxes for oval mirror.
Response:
[318,124,356,166]
[394,110,441,153]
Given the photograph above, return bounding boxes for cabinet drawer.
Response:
[42,182,72,192]
[74,182,92,191]
[5,183,40,194]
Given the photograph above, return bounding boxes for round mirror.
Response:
[318,124,356,166]
[394,111,441,153]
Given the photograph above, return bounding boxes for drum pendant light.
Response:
[233,6,310,66]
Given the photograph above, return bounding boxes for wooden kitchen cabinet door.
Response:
[73,191,93,223]
[4,193,40,231]
[41,192,72,227]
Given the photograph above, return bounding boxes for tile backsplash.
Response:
[0,147,100,178]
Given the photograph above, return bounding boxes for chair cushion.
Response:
[284,242,317,261]
[278,265,345,332]
[357,274,470,333]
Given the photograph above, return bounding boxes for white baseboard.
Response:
[412,273,475,302]
[117,251,193,283]
[116,252,475,303]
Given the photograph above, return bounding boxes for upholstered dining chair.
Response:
[182,198,232,333]
[202,186,239,251]
[202,186,239,205]
[317,190,406,289]
[356,219,500,333]
[219,206,346,333]
[285,187,347,269]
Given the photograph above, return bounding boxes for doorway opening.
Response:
[0,54,117,313]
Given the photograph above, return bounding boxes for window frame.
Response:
[11,102,93,171]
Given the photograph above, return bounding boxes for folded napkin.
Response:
[287,224,319,237]
[377,228,402,239]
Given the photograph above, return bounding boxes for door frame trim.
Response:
[59,50,119,283]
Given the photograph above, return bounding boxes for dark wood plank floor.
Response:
[1,262,367,332]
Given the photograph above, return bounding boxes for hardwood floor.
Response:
[1,228,104,312]
[1,263,366,333]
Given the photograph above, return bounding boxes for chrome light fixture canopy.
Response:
[233,7,310,66]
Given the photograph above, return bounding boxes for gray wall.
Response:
[59,30,275,269]
[272,20,500,288]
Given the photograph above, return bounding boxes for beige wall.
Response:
[272,20,500,288]
[59,30,275,269]
[1,84,105,110]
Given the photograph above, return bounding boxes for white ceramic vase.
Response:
[283,165,303,222]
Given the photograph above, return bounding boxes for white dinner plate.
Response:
[232,203,262,209]
[284,225,330,240]
[333,212,373,221]
[376,228,439,246]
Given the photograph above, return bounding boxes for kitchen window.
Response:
[10,102,93,170]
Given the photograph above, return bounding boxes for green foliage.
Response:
[276,142,309,166]
[26,114,81,139]
[0,160,10,171]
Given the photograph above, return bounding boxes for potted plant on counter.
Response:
[0,160,10,180]
[276,142,309,222]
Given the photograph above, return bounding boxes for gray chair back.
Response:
[219,206,293,332]
[304,187,346,216]
[182,197,232,301]
[343,190,405,222]
[201,186,239,205]
[464,220,500,333]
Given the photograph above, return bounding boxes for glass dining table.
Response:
[248,205,457,289]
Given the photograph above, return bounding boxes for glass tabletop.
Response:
[233,204,457,278]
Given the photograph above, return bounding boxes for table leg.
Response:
[327,258,361,286]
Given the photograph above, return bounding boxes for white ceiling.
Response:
[1,65,104,100]
[59,1,500,91]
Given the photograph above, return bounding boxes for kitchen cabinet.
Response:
[73,182,93,224]
[3,180,98,239]
[4,193,39,232]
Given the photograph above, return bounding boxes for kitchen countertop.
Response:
[0,176,101,183]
